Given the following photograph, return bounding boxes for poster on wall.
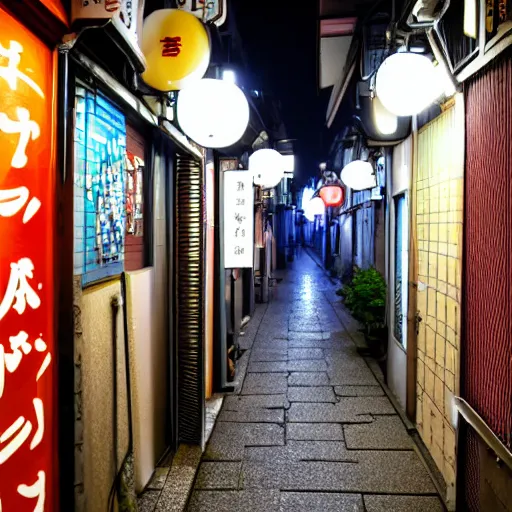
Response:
[74,87,127,285]
[0,7,58,511]
[223,170,254,268]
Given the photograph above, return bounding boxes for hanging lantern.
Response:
[341,160,376,191]
[250,149,285,189]
[177,78,249,148]
[318,184,345,207]
[141,9,210,91]
[375,52,442,117]
[304,197,325,222]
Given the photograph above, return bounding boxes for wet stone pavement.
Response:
[187,253,444,512]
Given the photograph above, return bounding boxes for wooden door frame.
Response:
[406,121,419,421]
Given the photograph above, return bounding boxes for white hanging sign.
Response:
[177,0,227,26]
[224,170,254,268]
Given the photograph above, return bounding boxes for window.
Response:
[394,194,408,348]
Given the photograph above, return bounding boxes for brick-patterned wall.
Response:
[414,96,464,506]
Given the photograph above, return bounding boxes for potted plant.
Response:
[337,266,387,361]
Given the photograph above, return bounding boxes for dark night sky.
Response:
[234,1,329,184]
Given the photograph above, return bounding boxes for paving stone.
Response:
[364,495,445,512]
[188,490,280,512]
[195,462,241,490]
[344,416,412,450]
[243,423,285,446]
[287,423,345,441]
[287,403,374,423]
[288,332,332,341]
[328,368,379,386]
[336,396,396,415]
[219,408,284,423]
[289,324,323,333]
[223,394,287,410]
[245,441,357,463]
[248,361,289,373]
[138,490,160,512]
[288,338,343,349]
[252,338,288,349]
[288,372,330,386]
[287,359,327,372]
[288,387,336,403]
[335,385,384,397]
[205,423,285,461]
[251,349,288,362]
[242,373,288,395]
[280,492,364,512]
[288,348,324,360]
[204,431,244,461]
[241,452,437,493]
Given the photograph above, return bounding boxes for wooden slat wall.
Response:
[462,50,512,510]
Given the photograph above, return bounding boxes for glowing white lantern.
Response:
[301,186,315,211]
[376,52,442,117]
[250,149,285,189]
[177,78,249,148]
[372,96,398,135]
[304,197,325,222]
[341,160,376,191]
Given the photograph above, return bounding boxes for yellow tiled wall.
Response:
[414,96,464,506]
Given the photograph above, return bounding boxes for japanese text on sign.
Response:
[223,170,254,268]
[0,7,57,511]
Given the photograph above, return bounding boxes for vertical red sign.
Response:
[0,6,57,512]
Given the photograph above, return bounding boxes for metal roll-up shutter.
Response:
[175,153,205,445]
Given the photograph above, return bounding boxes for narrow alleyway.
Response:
[187,253,444,512]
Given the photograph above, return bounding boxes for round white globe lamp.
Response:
[341,160,376,191]
[304,197,325,222]
[250,149,285,189]
[375,52,442,117]
[177,78,250,148]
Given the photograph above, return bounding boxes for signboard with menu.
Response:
[0,6,58,511]
[223,170,254,268]
[177,0,227,26]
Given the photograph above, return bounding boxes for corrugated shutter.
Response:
[462,49,512,510]
[175,153,205,444]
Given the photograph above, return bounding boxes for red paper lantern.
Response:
[319,185,345,207]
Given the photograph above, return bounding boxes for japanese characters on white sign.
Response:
[223,170,254,268]
[177,0,227,26]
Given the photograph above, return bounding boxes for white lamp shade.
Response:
[177,78,250,148]
[300,186,315,211]
[372,96,398,135]
[376,52,442,117]
[341,160,376,191]
[304,197,325,222]
[250,149,285,189]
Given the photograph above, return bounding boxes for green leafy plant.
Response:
[338,266,386,335]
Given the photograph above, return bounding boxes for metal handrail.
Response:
[454,396,512,472]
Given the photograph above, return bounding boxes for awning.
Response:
[326,38,359,128]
